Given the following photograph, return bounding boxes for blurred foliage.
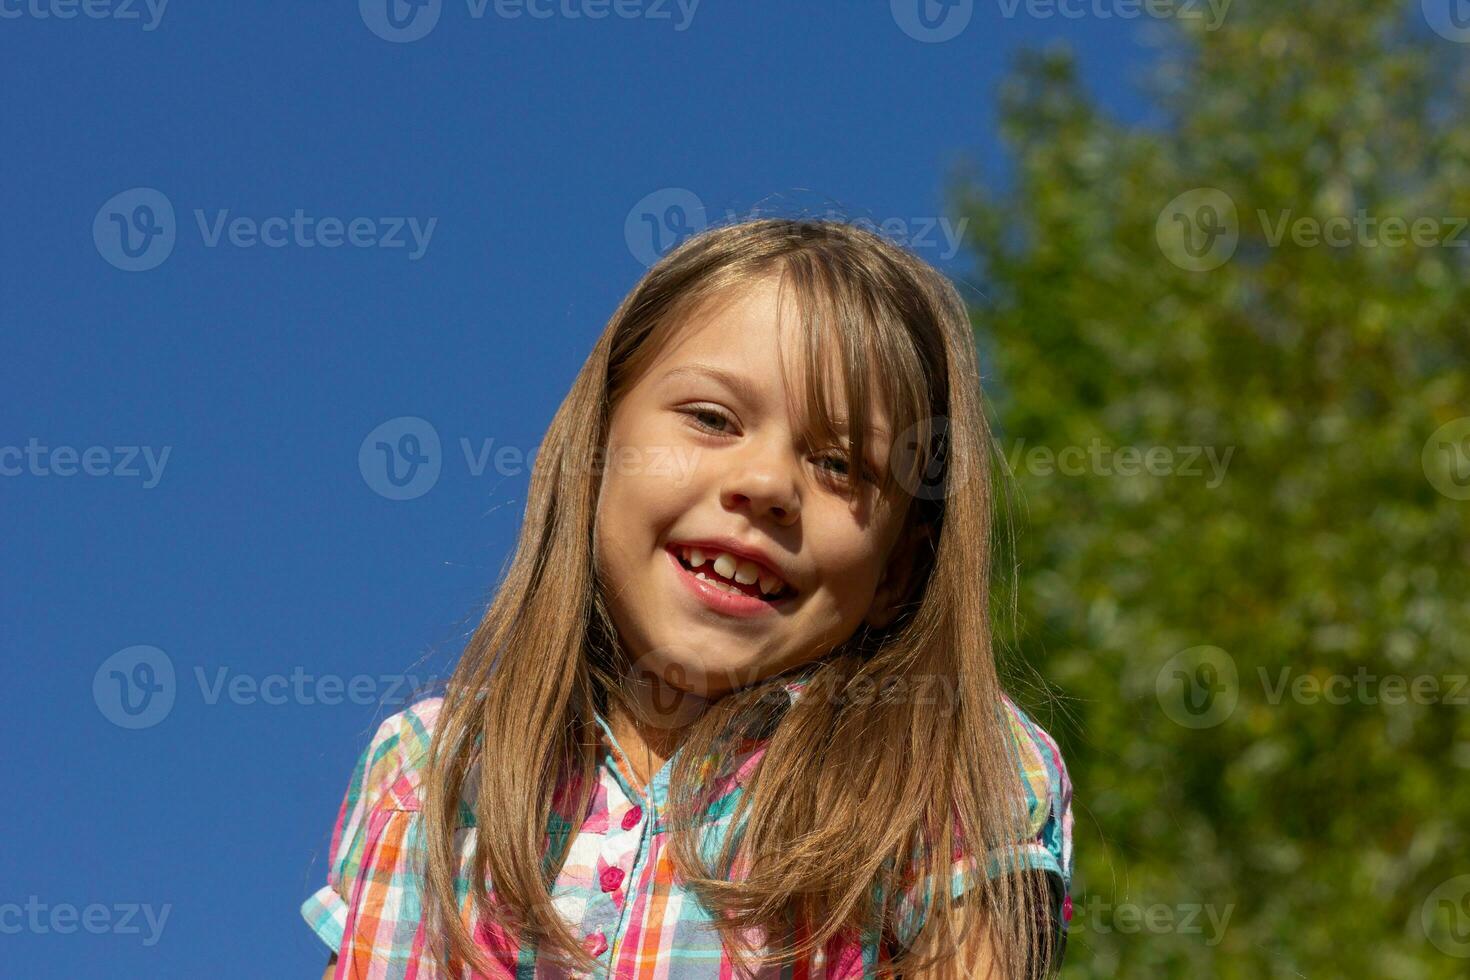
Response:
[958,1,1470,976]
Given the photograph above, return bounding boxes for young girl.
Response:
[302,218,1074,979]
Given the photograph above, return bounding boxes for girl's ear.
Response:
[863,517,935,631]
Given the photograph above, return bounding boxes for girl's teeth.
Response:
[679,545,788,598]
[692,571,745,595]
[712,553,737,581]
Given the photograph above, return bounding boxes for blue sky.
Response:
[2,2,1161,975]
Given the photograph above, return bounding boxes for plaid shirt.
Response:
[301,675,1074,978]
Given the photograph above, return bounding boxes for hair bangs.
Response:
[770,243,941,515]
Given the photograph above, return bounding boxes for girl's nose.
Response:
[719,459,800,526]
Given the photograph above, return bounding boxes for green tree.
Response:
[960,2,1470,976]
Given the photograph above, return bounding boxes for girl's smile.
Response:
[665,543,796,619]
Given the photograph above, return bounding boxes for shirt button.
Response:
[583,931,608,957]
[621,806,643,831]
[599,866,625,892]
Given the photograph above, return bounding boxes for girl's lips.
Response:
[665,546,794,618]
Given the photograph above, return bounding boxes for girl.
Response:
[302,218,1074,979]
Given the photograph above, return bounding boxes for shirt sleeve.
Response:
[300,703,434,953]
[889,698,1074,952]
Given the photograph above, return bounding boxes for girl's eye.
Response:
[816,453,852,478]
[818,452,879,485]
[681,406,734,435]
[679,406,878,485]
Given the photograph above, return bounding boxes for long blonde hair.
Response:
[421,217,1058,978]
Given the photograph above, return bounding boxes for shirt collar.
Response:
[588,672,816,833]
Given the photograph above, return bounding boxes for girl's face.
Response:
[594,274,922,707]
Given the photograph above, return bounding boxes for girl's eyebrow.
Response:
[659,362,890,442]
[661,362,803,426]
[659,363,760,403]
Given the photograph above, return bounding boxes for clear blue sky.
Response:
[3,3,1157,975]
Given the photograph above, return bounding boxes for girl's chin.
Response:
[623,647,775,700]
